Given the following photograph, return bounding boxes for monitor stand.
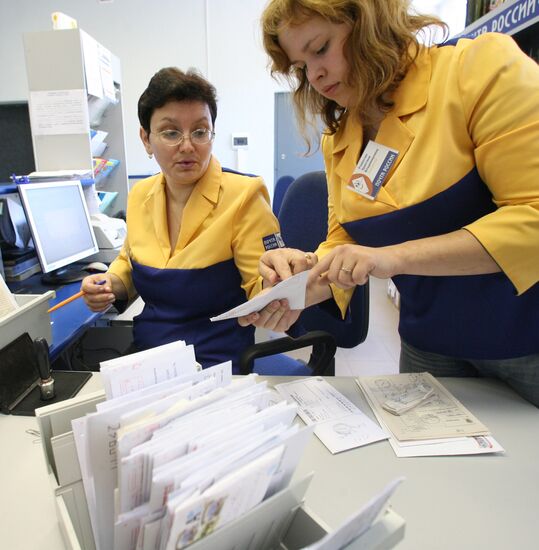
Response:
[41,264,88,285]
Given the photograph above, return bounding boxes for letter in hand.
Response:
[238,285,302,332]
[242,248,317,331]
[81,273,116,312]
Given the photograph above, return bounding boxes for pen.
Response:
[47,279,107,313]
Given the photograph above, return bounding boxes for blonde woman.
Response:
[243,0,539,406]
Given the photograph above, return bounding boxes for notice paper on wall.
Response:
[29,89,90,135]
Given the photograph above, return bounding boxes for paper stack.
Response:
[0,274,19,318]
[356,373,505,457]
[71,339,313,550]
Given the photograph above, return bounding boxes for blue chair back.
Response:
[278,171,369,348]
[272,175,295,216]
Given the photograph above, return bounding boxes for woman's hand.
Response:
[308,244,399,288]
[238,298,302,332]
[259,248,317,287]
[238,249,323,332]
[81,273,117,312]
[238,283,302,333]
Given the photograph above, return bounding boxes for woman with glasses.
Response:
[81,67,281,371]
[241,0,539,406]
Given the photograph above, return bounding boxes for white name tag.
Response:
[348,140,398,200]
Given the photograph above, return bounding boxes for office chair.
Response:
[278,170,369,347]
[243,330,337,376]
[241,171,369,376]
[272,175,295,216]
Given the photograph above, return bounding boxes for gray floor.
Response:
[258,277,400,377]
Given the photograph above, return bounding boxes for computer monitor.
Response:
[17,181,99,284]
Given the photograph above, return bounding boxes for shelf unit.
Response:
[459,0,539,60]
[22,29,129,217]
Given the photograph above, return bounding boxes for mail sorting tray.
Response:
[36,389,405,550]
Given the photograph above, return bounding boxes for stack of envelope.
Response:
[71,339,313,550]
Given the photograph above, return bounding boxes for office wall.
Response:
[0,0,285,191]
[0,1,465,192]
[411,0,467,37]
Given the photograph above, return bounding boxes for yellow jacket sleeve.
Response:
[232,178,280,299]
[458,33,539,294]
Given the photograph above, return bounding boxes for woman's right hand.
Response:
[259,247,317,286]
[81,273,116,312]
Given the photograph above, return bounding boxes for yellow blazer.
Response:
[109,156,279,302]
[320,32,539,312]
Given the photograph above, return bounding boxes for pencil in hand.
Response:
[47,280,107,313]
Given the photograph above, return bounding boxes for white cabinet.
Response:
[23,29,129,217]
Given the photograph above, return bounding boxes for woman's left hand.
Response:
[238,299,302,332]
[308,243,399,288]
[238,286,302,332]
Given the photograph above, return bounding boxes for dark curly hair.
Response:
[138,67,217,133]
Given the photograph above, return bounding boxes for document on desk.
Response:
[357,373,489,441]
[0,274,18,318]
[303,476,404,550]
[210,270,309,321]
[275,377,388,454]
[357,373,504,457]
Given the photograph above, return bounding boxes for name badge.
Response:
[262,232,285,251]
[348,140,399,200]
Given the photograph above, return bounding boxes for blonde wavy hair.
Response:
[261,0,447,140]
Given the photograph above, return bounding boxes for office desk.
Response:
[47,282,104,362]
[1,376,538,550]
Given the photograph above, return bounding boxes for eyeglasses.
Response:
[151,128,215,147]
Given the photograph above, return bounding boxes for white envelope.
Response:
[210,270,309,321]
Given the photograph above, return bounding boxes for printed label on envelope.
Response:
[348,140,398,200]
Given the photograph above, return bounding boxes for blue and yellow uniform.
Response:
[318,33,539,359]
[108,156,279,371]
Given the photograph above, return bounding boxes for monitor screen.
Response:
[17,181,99,282]
[0,102,35,183]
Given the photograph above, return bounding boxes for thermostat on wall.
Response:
[232,134,249,150]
